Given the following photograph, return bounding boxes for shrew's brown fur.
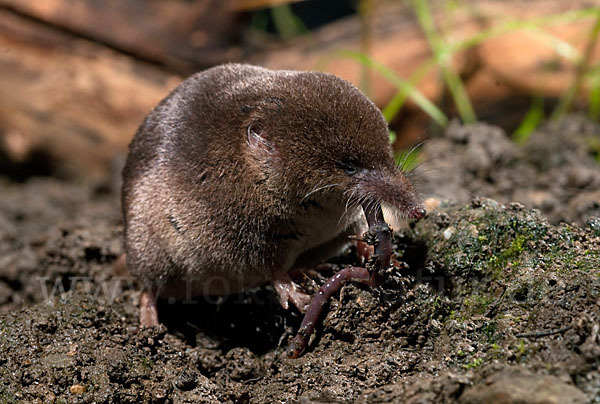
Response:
[122,63,423,299]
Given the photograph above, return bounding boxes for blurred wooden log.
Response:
[0,8,180,177]
[1,0,600,178]
[0,0,240,72]
[229,0,306,12]
[250,0,600,144]
[253,0,600,100]
[249,1,441,107]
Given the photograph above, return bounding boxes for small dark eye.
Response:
[343,164,359,176]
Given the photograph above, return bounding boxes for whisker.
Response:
[301,183,340,203]
[397,141,425,171]
[342,191,352,215]
[402,156,440,174]
[338,188,360,227]
[408,166,453,177]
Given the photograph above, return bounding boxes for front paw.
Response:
[273,275,311,312]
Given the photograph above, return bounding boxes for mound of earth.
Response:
[0,116,599,403]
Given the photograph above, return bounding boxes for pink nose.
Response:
[410,206,426,220]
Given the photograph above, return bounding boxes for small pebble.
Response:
[69,384,86,395]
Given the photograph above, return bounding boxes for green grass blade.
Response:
[337,50,448,127]
[588,69,600,120]
[395,146,422,172]
[382,58,436,122]
[513,96,544,144]
[441,68,477,123]
[270,4,308,41]
[411,0,477,123]
[452,8,599,55]
[527,30,579,63]
[251,10,269,32]
[552,9,600,120]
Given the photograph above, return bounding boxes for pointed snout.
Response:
[354,167,425,221]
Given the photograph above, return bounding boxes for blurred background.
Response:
[2,3,600,401]
[1,0,600,182]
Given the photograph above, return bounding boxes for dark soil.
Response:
[1,115,599,403]
[419,114,600,226]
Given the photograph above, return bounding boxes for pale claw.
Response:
[139,289,160,327]
[273,274,311,313]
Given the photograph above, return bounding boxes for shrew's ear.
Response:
[247,123,275,156]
